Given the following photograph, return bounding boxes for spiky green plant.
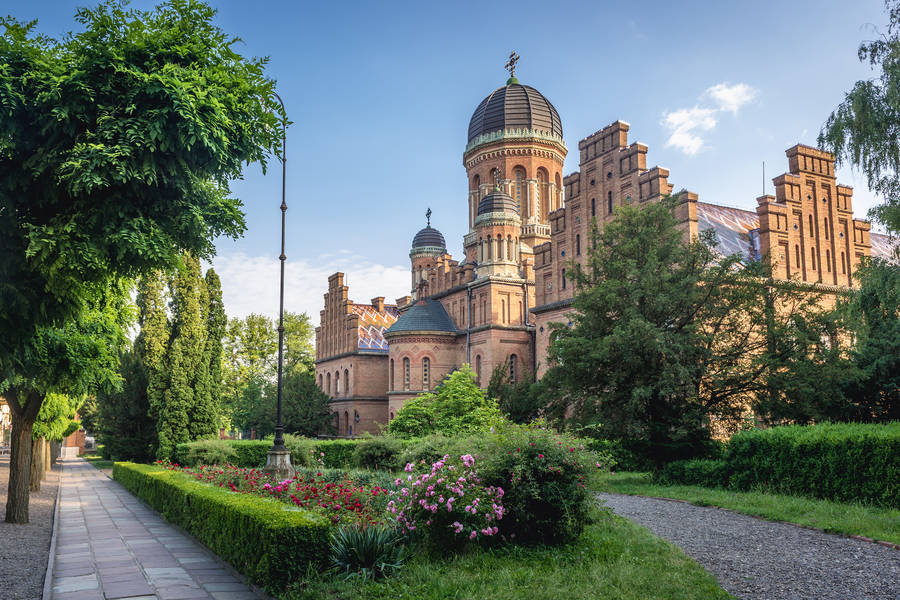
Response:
[329,525,408,580]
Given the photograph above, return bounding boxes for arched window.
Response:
[824,217,829,239]
[403,357,410,391]
[607,191,613,214]
[423,357,430,390]
[343,411,349,436]
[809,214,814,236]
[473,174,481,194]
[390,412,394,420]
[335,371,340,395]
[537,169,548,214]
[390,359,395,391]
[344,369,350,395]
[514,167,525,207]
[318,374,323,390]
[501,299,506,323]
[333,412,339,432]
[841,252,846,274]
[826,249,831,272]
[509,354,518,384]
[591,198,596,217]
[562,268,567,290]
[326,372,331,395]
[491,168,500,187]
[475,355,482,386]
[576,234,581,256]
[811,247,816,270]
[795,245,801,267]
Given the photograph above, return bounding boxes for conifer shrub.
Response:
[185,439,237,466]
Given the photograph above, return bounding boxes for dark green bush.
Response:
[315,439,359,468]
[478,424,612,545]
[397,434,455,468]
[185,439,237,466]
[657,459,729,488]
[351,436,408,471]
[113,462,330,593]
[174,438,363,469]
[725,422,899,507]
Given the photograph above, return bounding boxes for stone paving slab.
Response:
[49,458,266,600]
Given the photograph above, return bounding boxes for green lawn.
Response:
[601,472,900,545]
[82,453,115,471]
[282,513,733,600]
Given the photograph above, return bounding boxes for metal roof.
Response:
[468,83,562,143]
[385,299,457,335]
[477,191,519,216]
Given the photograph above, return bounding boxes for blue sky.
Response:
[11,0,891,320]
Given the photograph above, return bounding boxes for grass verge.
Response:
[282,512,733,600]
[82,453,115,471]
[601,472,900,546]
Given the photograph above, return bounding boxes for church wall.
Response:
[328,398,387,437]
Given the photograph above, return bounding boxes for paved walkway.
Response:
[600,493,900,600]
[50,457,265,600]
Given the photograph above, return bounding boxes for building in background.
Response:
[315,62,895,436]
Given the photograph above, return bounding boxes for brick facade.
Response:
[314,74,895,430]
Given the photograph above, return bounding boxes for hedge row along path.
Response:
[48,457,265,600]
[599,493,900,600]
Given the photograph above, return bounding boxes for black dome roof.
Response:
[468,82,563,143]
[477,191,519,216]
[411,226,446,251]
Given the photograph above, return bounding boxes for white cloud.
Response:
[208,252,410,323]
[662,107,717,155]
[705,82,757,114]
[663,82,758,155]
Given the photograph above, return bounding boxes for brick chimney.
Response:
[371,296,385,312]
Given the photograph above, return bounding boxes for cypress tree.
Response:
[191,269,225,438]
[156,255,208,459]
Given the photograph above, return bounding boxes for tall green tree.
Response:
[819,0,900,233]
[545,198,843,463]
[97,346,156,462]
[840,259,900,421]
[2,284,131,522]
[196,269,226,433]
[0,0,281,522]
[153,254,209,459]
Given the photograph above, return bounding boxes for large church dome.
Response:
[467,81,563,143]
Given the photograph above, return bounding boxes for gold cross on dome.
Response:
[505,51,519,78]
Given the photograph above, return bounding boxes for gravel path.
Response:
[0,454,61,600]
[600,493,900,600]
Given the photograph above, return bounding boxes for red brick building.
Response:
[316,66,896,435]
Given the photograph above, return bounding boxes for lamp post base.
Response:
[262,448,295,482]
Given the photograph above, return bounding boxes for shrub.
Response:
[725,422,899,507]
[398,434,455,468]
[185,439,237,466]
[113,462,330,594]
[478,423,613,545]
[316,439,359,468]
[352,436,406,471]
[283,434,316,468]
[329,525,407,580]
[388,366,504,439]
[389,454,505,549]
[657,459,729,488]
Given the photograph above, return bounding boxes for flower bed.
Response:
[157,460,393,526]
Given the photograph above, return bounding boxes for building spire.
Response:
[426,207,432,227]
[505,51,519,85]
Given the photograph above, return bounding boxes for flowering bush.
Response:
[387,453,504,548]
[478,423,613,544]
[156,460,392,526]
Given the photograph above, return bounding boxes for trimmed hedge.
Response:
[113,462,330,593]
[174,438,363,469]
[656,423,900,508]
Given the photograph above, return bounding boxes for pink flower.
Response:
[405,463,414,472]
[469,531,477,540]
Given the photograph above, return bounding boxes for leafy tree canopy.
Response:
[819,0,900,233]
[388,366,504,439]
[0,0,282,366]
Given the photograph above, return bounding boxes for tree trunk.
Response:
[43,438,50,474]
[30,438,42,492]
[6,411,35,523]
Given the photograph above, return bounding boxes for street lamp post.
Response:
[263,91,296,481]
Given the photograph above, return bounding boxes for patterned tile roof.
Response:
[696,202,899,264]
[351,304,399,353]
[696,202,759,262]
[871,232,898,262]
[385,299,458,335]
